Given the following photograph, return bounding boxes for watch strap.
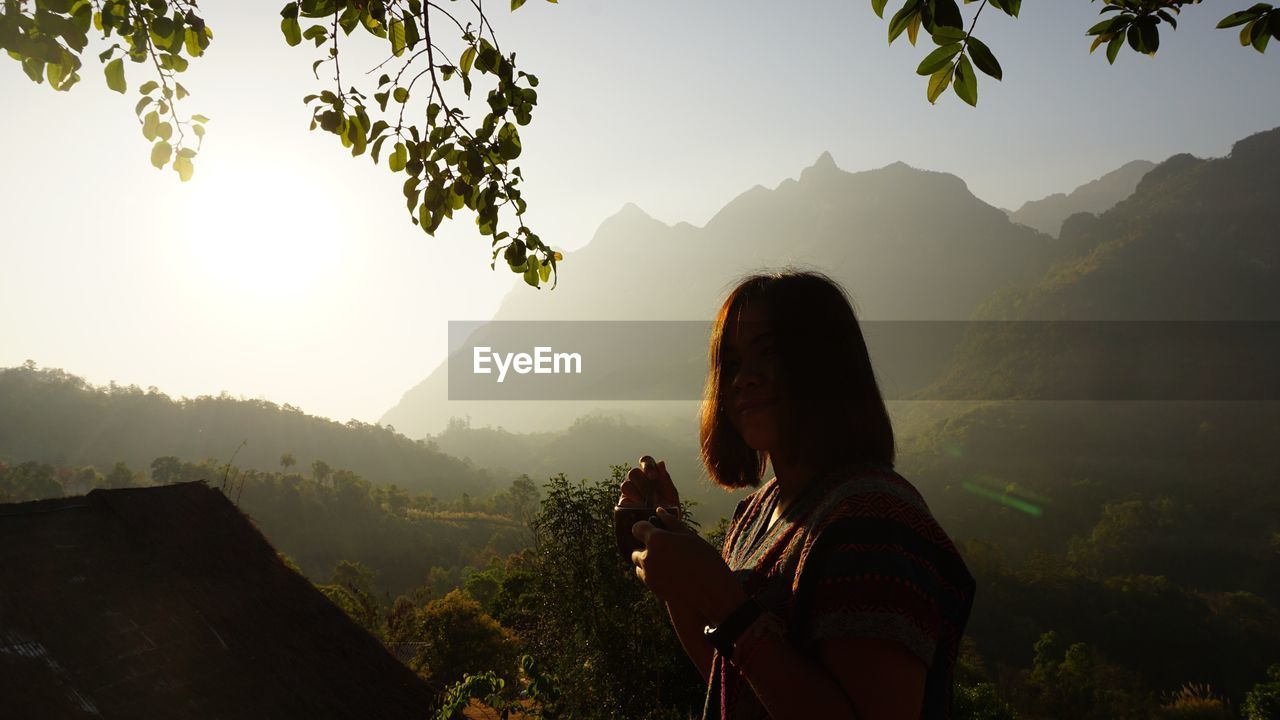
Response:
[703,595,765,660]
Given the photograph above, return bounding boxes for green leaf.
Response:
[150,140,172,169]
[139,80,159,94]
[460,45,477,74]
[1106,32,1124,63]
[1128,24,1143,52]
[402,12,420,49]
[1086,17,1121,36]
[916,43,962,75]
[47,62,67,89]
[931,26,967,44]
[1217,9,1259,28]
[888,3,917,44]
[1251,15,1272,51]
[393,86,409,103]
[498,122,521,160]
[389,142,408,172]
[872,0,889,18]
[1241,19,1257,46]
[174,154,194,181]
[926,65,951,104]
[21,57,45,84]
[191,114,210,123]
[185,27,203,55]
[142,110,160,140]
[931,0,963,31]
[1139,17,1160,54]
[512,0,527,9]
[281,16,302,46]
[390,18,406,56]
[966,36,1002,79]
[104,57,126,93]
[953,54,977,106]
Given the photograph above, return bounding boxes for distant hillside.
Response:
[1010,160,1155,237]
[921,126,1280,403]
[903,399,1280,596]
[428,412,747,524]
[0,363,497,499]
[892,126,1280,602]
[384,152,1058,438]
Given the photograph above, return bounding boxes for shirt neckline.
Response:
[733,460,894,572]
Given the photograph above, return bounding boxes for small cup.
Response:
[614,505,680,562]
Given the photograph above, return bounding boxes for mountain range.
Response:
[1009,160,1156,237]
[383,152,1069,438]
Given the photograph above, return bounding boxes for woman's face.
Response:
[722,301,785,452]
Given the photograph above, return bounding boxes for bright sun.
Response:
[180,162,348,300]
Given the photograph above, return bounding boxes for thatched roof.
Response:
[0,482,437,719]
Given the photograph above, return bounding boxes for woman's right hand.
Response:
[618,455,680,519]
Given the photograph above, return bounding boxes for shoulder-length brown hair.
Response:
[699,268,895,490]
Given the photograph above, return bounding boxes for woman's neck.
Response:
[767,449,821,510]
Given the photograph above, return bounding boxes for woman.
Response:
[619,269,976,719]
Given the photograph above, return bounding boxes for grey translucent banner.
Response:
[446,321,1280,401]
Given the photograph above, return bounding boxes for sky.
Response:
[2,0,1278,426]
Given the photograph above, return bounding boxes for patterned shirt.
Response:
[700,460,976,720]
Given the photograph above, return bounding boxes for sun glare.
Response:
[180,163,348,301]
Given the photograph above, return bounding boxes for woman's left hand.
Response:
[631,507,747,622]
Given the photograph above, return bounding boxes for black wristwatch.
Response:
[703,595,766,660]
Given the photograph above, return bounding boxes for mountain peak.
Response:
[800,151,841,182]
[611,202,653,221]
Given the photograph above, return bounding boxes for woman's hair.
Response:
[698,268,895,490]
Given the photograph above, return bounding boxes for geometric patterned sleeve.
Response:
[793,512,947,669]
[790,476,974,677]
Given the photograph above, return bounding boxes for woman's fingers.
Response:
[619,466,651,506]
[644,457,680,509]
[622,457,679,508]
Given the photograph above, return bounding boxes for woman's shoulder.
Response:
[805,463,955,552]
[796,462,976,607]
[814,462,928,514]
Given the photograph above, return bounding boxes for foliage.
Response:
[871,0,1278,107]
[503,467,707,719]
[317,559,386,638]
[0,362,495,499]
[1156,683,1232,720]
[1243,664,1280,720]
[433,654,566,720]
[400,588,521,692]
[0,0,211,178]
[0,459,65,501]
[955,682,1019,720]
[282,0,561,288]
[1022,630,1155,719]
[1,0,561,287]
